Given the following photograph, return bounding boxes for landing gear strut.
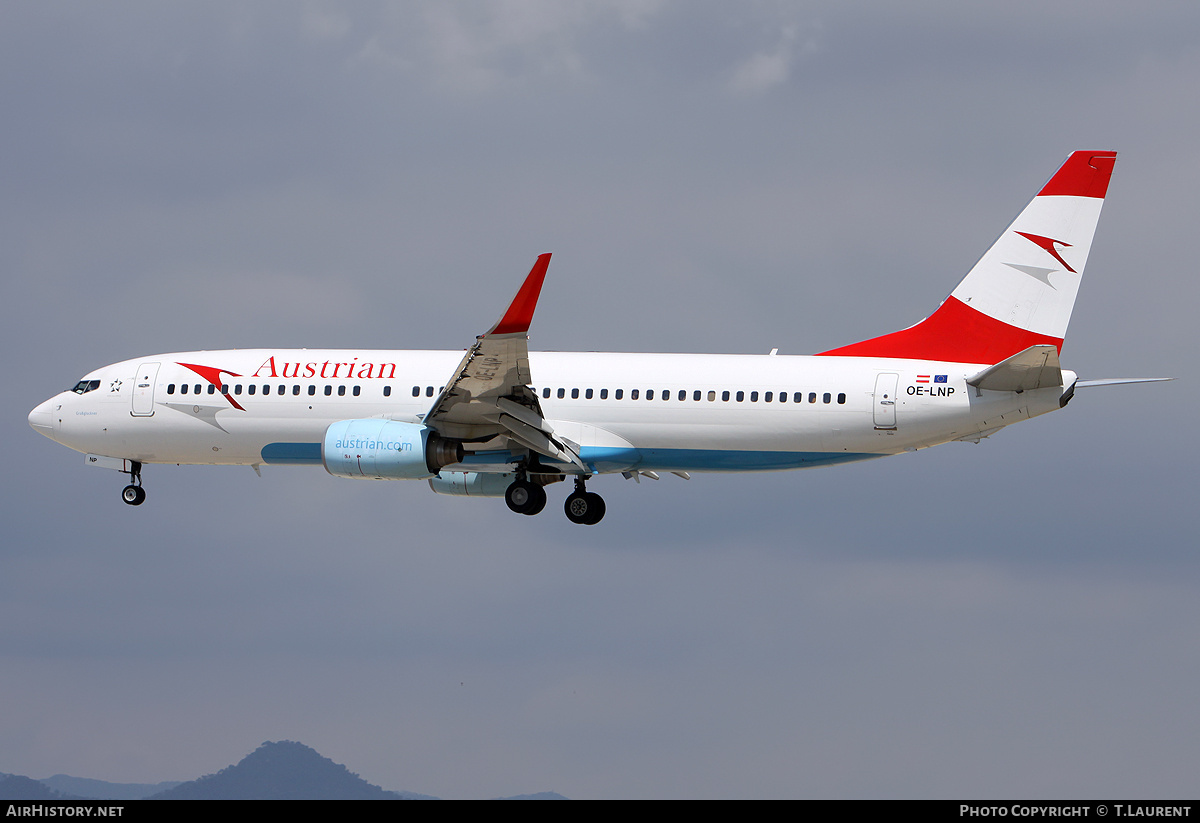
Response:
[121,461,145,506]
[564,477,605,525]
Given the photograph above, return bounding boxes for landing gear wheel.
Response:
[505,480,547,515]
[564,491,605,525]
[525,484,547,515]
[121,484,146,506]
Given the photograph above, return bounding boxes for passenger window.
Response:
[353,386,360,396]
[234,384,243,395]
[750,391,758,402]
[794,392,802,403]
[292,385,300,396]
[809,392,817,403]
[247,385,255,395]
[426,386,434,397]
[277,385,285,396]
[412,386,420,397]
[221,385,229,395]
[736,391,744,402]
[631,389,640,400]
[765,391,773,402]
[167,384,175,395]
[209,384,216,394]
[837,393,846,404]
[543,388,551,399]
[324,386,332,396]
[585,389,593,399]
[693,390,700,401]
[572,388,579,399]
[309,386,316,396]
[708,391,716,401]
[615,389,623,400]
[722,390,730,401]
[823,392,831,404]
[600,389,608,399]
[383,386,391,397]
[338,386,346,396]
[557,388,565,399]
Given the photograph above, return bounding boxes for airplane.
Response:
[28,150,1169,525]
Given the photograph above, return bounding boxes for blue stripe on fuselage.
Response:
[262,441,879,472]
[261,442,323,465]
[578,446,880,472]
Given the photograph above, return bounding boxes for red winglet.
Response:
[488,253,551,335]
[1037,151,1117,199]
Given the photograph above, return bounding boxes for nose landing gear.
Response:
[120,461,145,506]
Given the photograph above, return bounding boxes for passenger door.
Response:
[131,362,160,417]
[873,372,898,430]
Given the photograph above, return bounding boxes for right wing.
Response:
[421,254,585,470]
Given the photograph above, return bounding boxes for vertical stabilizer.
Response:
[819,151,1116,364]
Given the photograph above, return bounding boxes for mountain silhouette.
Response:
[4,741,561,799]
[1,773,81,801]
[149,740,413,800]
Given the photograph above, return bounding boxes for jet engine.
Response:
[322,419,463,479]
[427,472,515,497]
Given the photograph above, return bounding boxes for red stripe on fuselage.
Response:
[816,296,1063,364]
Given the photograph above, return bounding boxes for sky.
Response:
[2,1,1196,799]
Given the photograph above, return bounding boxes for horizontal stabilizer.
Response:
[967,345,1062,392]
[1076,377,1174,388]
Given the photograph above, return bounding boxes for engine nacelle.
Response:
[427,472,515,497]
[322,419,463,480]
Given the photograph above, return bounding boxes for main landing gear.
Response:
[505,476,547,516]
[120,461,145,506]
[564,477,606,526]
[504,473,606,525]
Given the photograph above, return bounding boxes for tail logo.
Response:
[1014,231,1077,273]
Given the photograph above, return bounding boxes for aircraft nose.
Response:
[28,398,58,436]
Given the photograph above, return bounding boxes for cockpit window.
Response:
[71,379,101,395]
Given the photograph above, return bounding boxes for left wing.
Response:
[423,254,585,470]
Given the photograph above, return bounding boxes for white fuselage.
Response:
[29,348,1072,476]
